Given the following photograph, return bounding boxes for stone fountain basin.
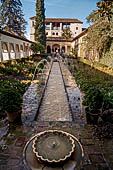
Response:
[23,130,84,170]
[32,130,75,164]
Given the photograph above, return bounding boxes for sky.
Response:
[22,0,98,39]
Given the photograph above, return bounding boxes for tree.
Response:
[0,0,27,35]
[62,28,72,39]
[85,0,113,61]
[30,42,45,54]
[35,0,46,47]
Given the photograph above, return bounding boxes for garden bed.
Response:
[0,55,44,80]
[0,55,49,121]
[67,57,113,92]
[67,57,113,139]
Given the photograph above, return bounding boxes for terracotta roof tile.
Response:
[0,29,32,43]
[30,17,83,24]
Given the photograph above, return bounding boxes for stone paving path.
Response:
[37,62,72,121]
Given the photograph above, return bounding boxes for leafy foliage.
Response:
[83,87,103,111]
[0,56,43,79]
[0,88,22,113]
[62,28,72,39]
[0,80,30,94]
[85,0,113,61]
[67,58,113,111]
[102,90,113,110]
[35,0,46,47]
[0,0,27,35]
[30,42,45,54]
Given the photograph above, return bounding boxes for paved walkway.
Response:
[37,62,72,121]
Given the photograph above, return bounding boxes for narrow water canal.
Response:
[37,62,72,121]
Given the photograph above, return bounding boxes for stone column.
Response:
[65,45,68,54]
[60,45,62,53]
[50,23,52,30]
[60,23,63,36]
[0,41,3,61]
[50,23,52,36]
[60,23,62,30]
[14,44,17,59]
[50,44,52,53]
[7,42,11,60]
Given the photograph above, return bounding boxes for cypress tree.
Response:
[35,0,46,47]
[0,0,27,35]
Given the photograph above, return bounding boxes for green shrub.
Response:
[30,42,45,54]
[102,90,113,110]
[0,88,22,113]
[0,80,30,95]
[83,87,103,111]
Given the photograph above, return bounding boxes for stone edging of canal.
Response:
[59,60,86,124]
[22,60,53,125]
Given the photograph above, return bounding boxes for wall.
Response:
[30,18,83,39]
[70,23,82,37]
[47,41,72,54]
[0,32,32,62]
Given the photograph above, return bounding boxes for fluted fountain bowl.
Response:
[32,130,75,164]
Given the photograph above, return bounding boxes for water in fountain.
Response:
[32,59,50,81]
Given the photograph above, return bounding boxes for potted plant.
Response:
[83,87,103,124]
[101,90,113,123]
[0,88,23,124]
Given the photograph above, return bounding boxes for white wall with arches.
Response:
[0,31,32,62]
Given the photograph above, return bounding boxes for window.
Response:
[56,32,58,36]
[52,32,55,35]
[76,27,78,30]
[46,24,50,30]
[32,21,35,27]
[46,32,48,35]
[75,32,76,34]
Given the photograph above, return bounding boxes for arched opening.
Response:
[16,44,20,59]
[47,45,51,53]
[24,46,28,52]
[16,44,20,52]
[67,46,71,54]
[20,45,23,52]
[2,42,9,61]
[10,43,15,52]
[61,46,65,53]
[2,42,8,52]
[10,43,15,59]
[52,44,60,53]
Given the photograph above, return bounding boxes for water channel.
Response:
[37,61,72,121]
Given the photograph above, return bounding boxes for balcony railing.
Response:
[46,27,50,30]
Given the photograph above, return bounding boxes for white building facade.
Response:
[30,17,83,54]
[0,30,32,62]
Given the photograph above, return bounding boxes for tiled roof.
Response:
[72,29,88,41]
[30,17,83,24]
[0,29,32,43]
